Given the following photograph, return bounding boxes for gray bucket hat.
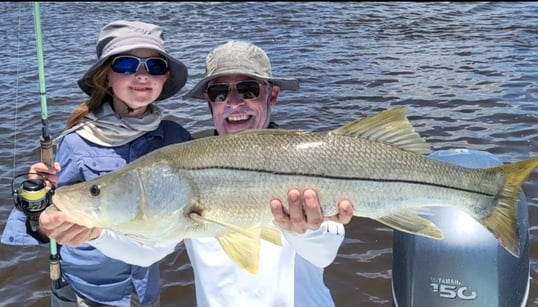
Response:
[78,20,188,101]
[185,40,299,99]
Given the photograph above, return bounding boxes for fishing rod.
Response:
[12,2,62,289]
[33,1,62,288]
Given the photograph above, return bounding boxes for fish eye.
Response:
[89,184,101,196]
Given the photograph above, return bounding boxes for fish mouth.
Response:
[51,191,94,227]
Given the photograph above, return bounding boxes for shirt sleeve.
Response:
[281,221,345,268]
[88,229,178,266]
[1,208,49,246]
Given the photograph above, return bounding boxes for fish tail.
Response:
[481,157,538,257]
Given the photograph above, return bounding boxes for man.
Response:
[180,40,351,307]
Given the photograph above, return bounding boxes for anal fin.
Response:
[377,212,444,240]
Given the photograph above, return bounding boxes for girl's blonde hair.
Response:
[66,63,112,129]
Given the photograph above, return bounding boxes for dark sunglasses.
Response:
[206,80,269,103]
[111,55,168,76]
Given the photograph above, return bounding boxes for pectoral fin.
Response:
[377,212,444,240]
[217,231,262,274]
[189,213,283,274]
[217,225,282,275]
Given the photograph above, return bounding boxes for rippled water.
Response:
[1,2,537,306]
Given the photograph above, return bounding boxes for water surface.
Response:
[1,2,537,306]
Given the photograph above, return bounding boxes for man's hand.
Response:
[39,205,101,246]
[270,188,353,234]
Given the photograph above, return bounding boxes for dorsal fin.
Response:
[329,107,431,154]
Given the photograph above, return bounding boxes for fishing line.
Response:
[12,2,23,176]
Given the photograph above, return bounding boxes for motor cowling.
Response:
[392,150,530,307]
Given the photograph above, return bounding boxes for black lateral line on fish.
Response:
[185,166,496,197]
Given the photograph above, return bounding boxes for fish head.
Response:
[52,161,196,246]
[52,165,143,228]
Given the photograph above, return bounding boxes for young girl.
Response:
[2,20,191,306]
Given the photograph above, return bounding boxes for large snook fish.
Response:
[52,107,538,274]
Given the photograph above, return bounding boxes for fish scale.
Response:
[166,131,502,195]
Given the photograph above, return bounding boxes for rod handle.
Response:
[49,255,62,285]
[40,137,54,168]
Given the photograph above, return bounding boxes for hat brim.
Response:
[78,42,187,101]
[184,71,299,100]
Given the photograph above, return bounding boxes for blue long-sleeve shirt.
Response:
[2,119,191,306]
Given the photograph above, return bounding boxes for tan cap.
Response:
[185,40,299,99]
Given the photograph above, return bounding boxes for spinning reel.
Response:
[11,173,55,231]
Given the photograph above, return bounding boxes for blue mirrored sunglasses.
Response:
[111,55,168,76]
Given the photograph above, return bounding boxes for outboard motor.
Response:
[392,149,530,307]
